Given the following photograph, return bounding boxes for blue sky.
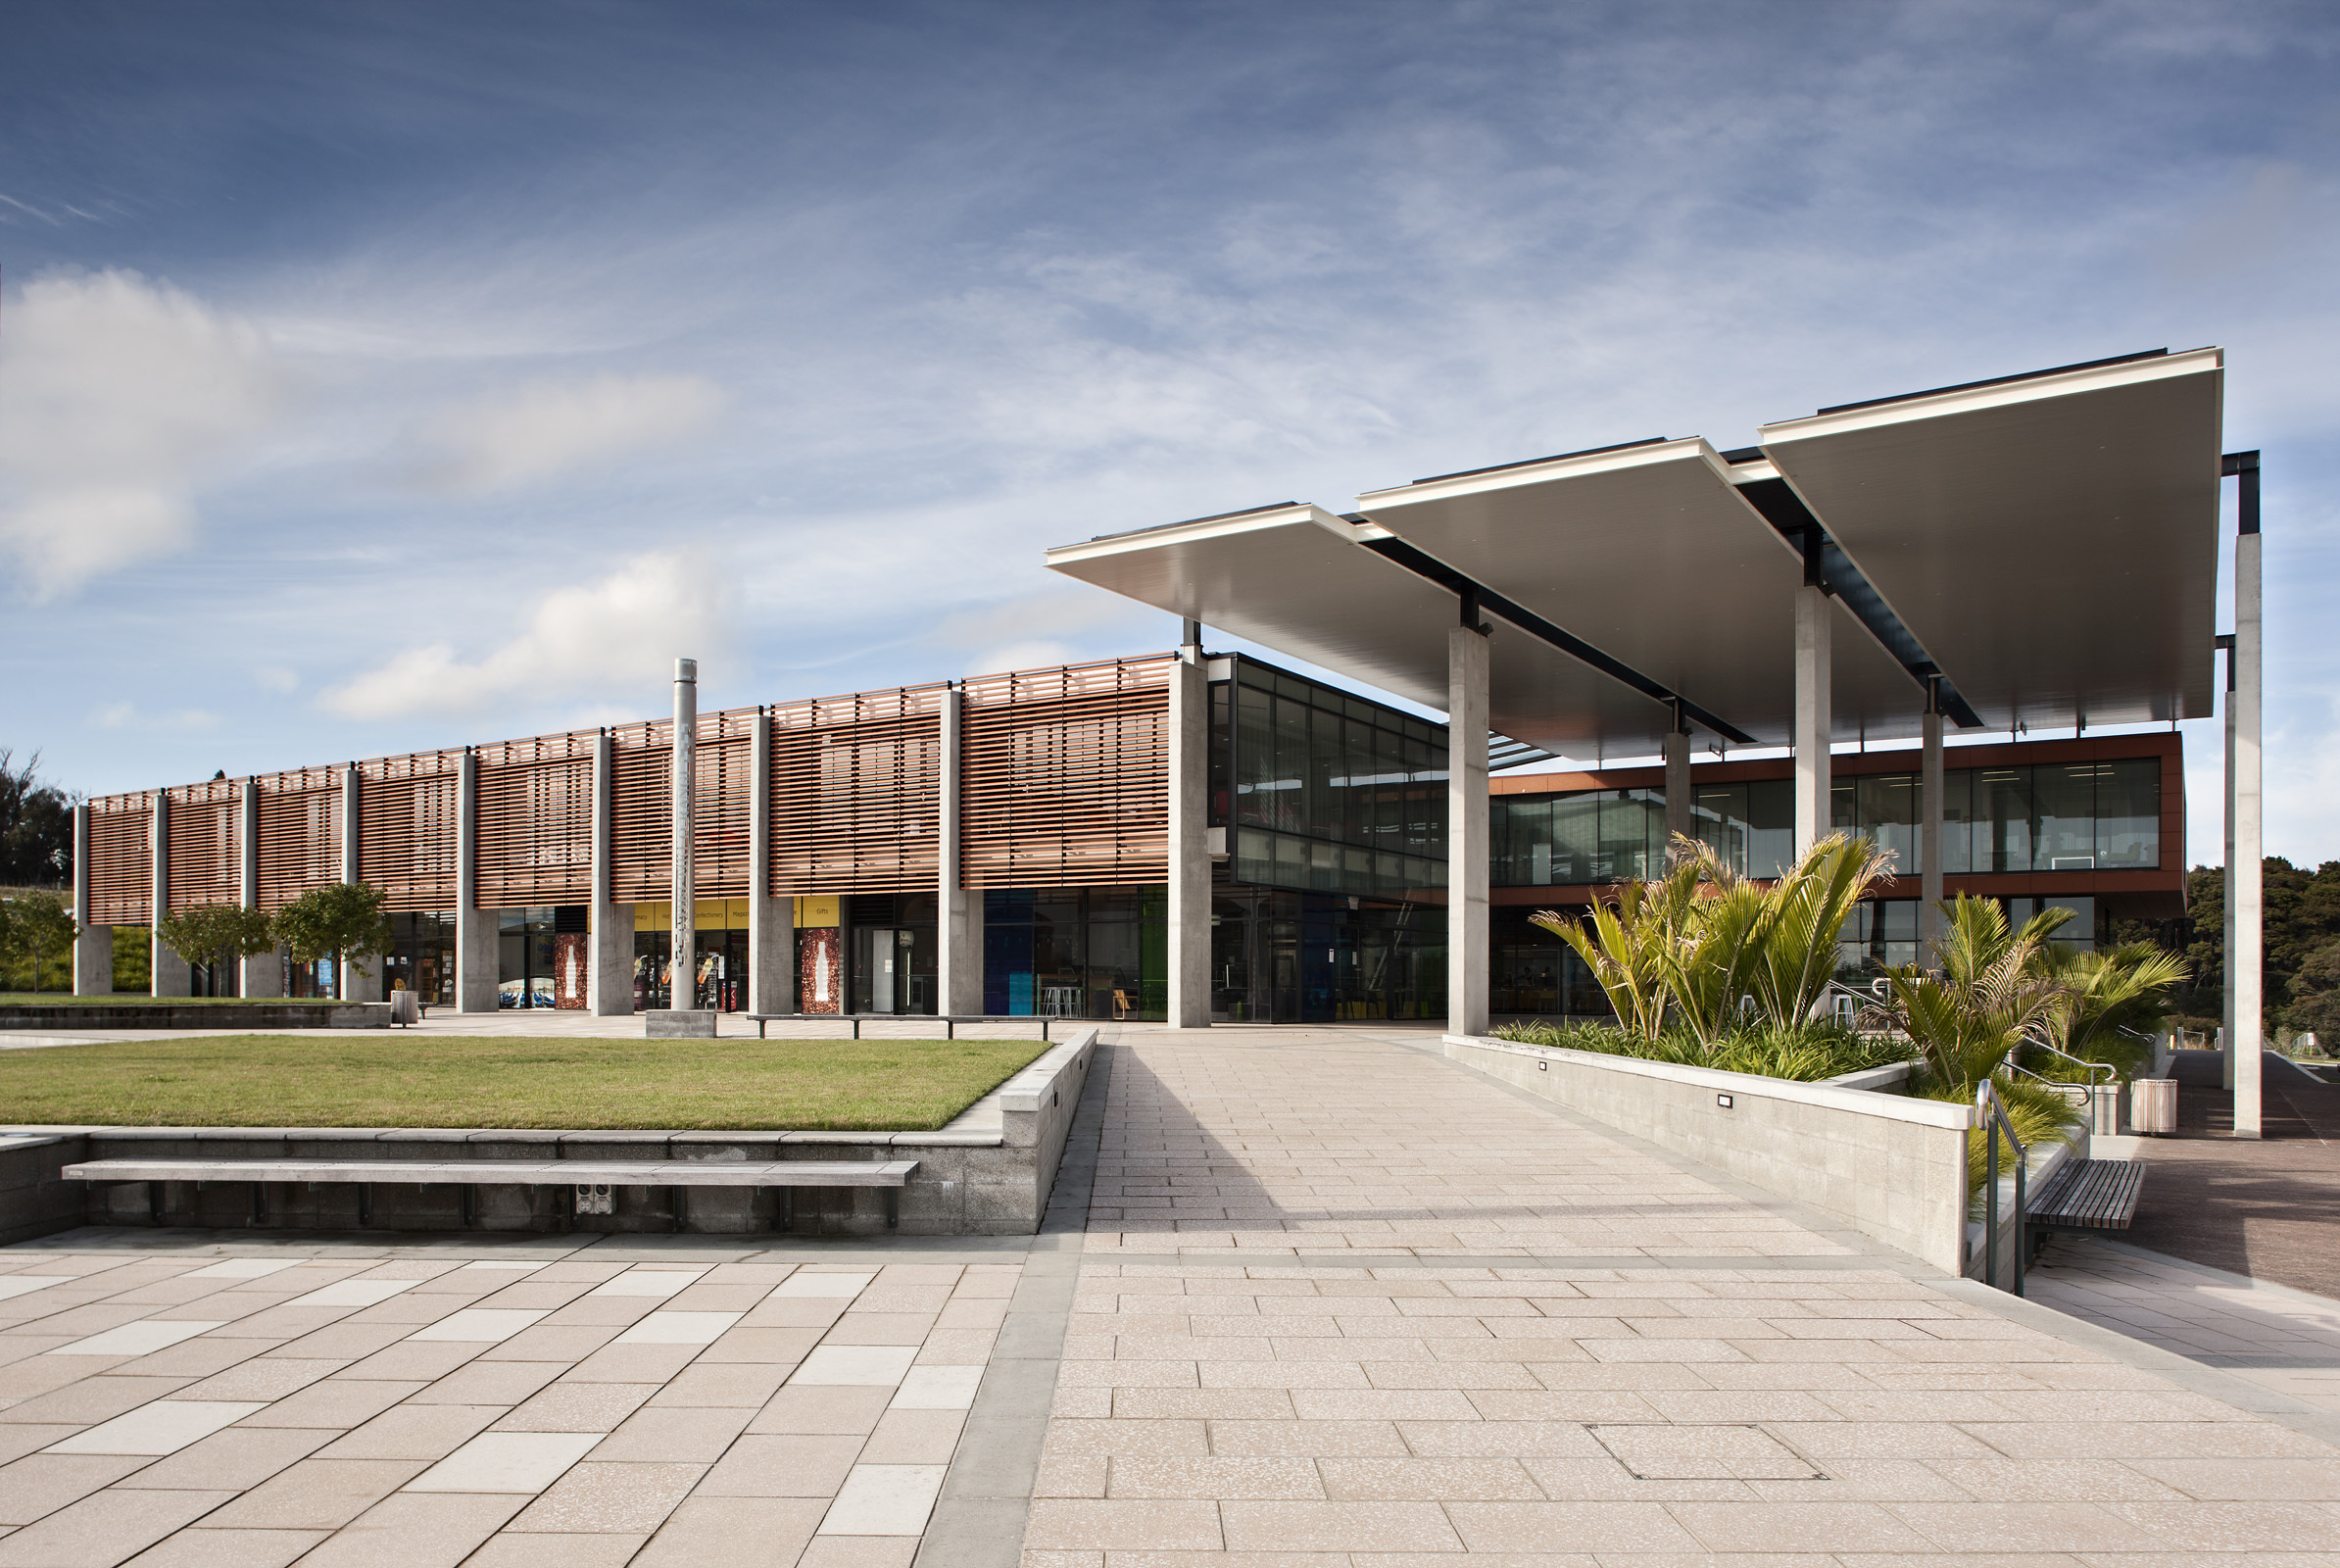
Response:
[3,0,2336,864]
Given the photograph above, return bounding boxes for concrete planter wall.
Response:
[0,1031,1097,1242]
[0,1004,391,1031]
[1446,1033,1974,1275]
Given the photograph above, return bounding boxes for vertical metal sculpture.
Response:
[672,657,697,1009]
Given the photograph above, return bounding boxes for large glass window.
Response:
[983,887,1166,1019]
[2096,760,2160,868]
[1219,658,1447,896]
[1490,756,2159,886]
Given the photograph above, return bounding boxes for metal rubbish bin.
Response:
[2089,1082,2123,1136]
[388,989,421,1027]
[2130,1076,2177,1135]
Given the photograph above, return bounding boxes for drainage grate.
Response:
[1588,1424,1824,1481]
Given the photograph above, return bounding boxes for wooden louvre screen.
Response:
[768,685,944,897]
[358,750,463,912]
[256,768,341,911]
[165,780,241,912]
[695,709,756,898]
[473,731,595,907]
[85,792,154,927]
[959,656,1172,889]
[611,720,671,904]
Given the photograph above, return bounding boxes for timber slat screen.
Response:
[611,719,672,904]
[256,767,340,910]
[85,792,154,927]
[768,685,944,896]
[960,656,1172,888]
[358,750,463,912]
[473,731,595,906]
[165,779,241,913]
[696,709,756,898]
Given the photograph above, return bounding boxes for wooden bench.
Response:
[61,1156,917,1233]
[2025,1157,2146,1239]
[742,1013,1058,1041]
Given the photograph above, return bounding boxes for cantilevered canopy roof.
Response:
[1044,503,1680,758]
[1045,349,2226,762]
[1758,348,2223,732]
[1352,438,1925,747]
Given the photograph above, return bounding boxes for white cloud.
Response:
[320,551,733,720]
[409,372,725,494]
[253,666,299,694]
[90,702,218,731]
[0,270,279,596]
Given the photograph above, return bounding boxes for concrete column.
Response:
[71,804,112,995]
[239,777,281,999]
[2232,519,2264,1136]
[671,658,699,1008]
[2223,646,2236,1094]
[1920,703,1945,956]
[455,750,497,1011]
[1167,650,1212,1027]
[589,730,635,1015]
[1662,718,1691,859]
[937,686,981,1016]
[150,793,189,997]
[747,710,792,1016]
[1448,622,1490,1037]
[1792,584,1832,857]
[338,763,381,1003]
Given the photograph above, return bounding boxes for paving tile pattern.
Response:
[0,1247,1015,1566]
[1031,1026,2340,1562]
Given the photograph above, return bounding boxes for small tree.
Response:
[3,892,79,994]
[155,904,280,989]
[274,882,394,1001]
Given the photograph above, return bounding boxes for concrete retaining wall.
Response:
[1446,1033,1974,1275]
[0,1029,1098,1242]
[0,1004,390,1031]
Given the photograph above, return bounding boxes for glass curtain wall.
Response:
[848,892,937,1015]
[1217,658,1447,897]
[1208,888,1444,1023]
[1492,760,2158,886]
[381,911,456,1005]
[984,887,1167,1020]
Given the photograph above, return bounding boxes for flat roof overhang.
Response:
[1352,438,1926,747]
[1043,503,1680,757]
[1758,348,2224,732]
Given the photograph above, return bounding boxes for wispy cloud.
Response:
[406,372,726,495]
[0,270,281,596]
[319,551,734,720]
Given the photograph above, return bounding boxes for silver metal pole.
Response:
[672,657,698,1010]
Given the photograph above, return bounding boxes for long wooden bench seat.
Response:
[2024,1156,2146,1236]
[60,1156,917,1232]
[741,1013,1060,1040]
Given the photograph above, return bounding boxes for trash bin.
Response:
[2130,1076,2176,1135]
[388,989,421,1027]
[2090,1082,2122,1136]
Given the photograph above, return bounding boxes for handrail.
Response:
[2022,1035,2118,1087]
[1976,1080,2027,1297]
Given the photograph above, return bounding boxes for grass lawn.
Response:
[0,995,347,1006]
[0,1035,1049,1131]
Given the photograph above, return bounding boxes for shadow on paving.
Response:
[2116,1054,2340,1299]
[1097,1044,1766,1240]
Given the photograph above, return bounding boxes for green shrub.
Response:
[1491,1017,1906,1083]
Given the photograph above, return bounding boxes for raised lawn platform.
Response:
[0,1032,1097,1241]
[0,1035,1048,1131]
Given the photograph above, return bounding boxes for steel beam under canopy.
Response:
[1757,349,2223,733]
[1044,503,1675,758]
[1352,438,1924,747]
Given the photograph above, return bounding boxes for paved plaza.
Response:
[5,1025,2340,1563]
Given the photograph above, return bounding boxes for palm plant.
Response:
[2032,941,2188,1077]
[1650,839,1778,1049]
[1532,856,1699,1040]
[1744,832,1895,1029]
